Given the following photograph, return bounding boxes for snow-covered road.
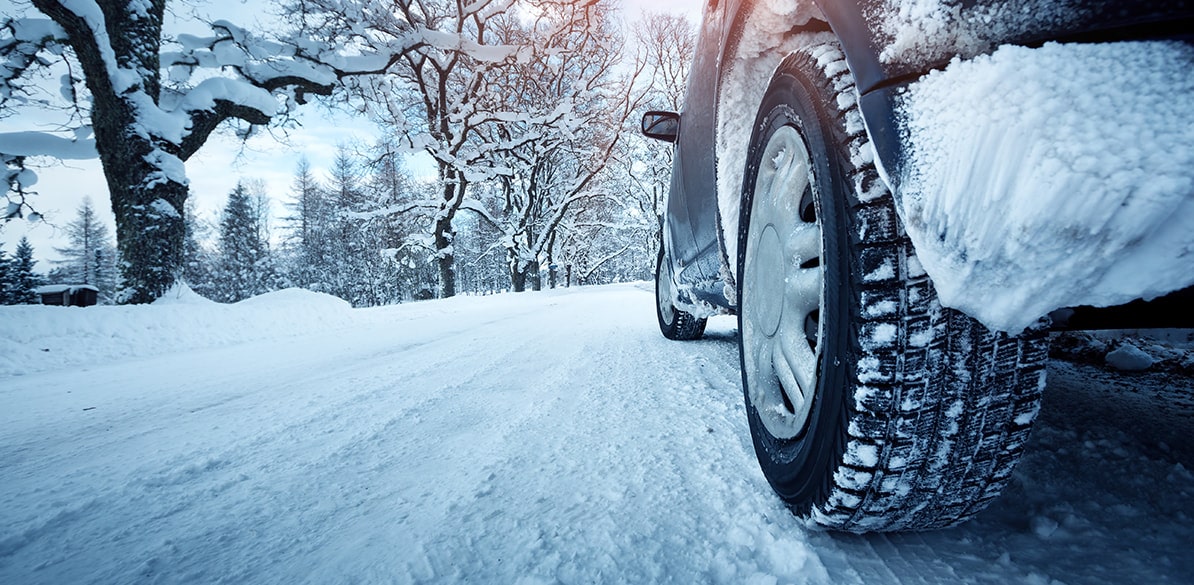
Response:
[2,284,1191,584]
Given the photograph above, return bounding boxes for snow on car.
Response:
[642,0,1194,532]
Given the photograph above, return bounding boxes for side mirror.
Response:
[641,111,681,143]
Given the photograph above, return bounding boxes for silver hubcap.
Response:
[742,125,824,440]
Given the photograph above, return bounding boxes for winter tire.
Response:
[656,244,707,340]
[736,45,1050,532]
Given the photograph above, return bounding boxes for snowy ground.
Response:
[2,284,1192,584]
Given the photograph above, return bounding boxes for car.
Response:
[641,0,1194,532]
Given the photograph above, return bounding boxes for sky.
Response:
[0,0,703,266]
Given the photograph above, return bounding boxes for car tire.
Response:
[736,44,1050,532]
[656,244,707,340]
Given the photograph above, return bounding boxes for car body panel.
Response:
[663,1,730,311]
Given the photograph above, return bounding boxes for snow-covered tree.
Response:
[213,182,271,302]
[638,12,694,246]
[361,138,437,302]
[0,247,10,303]
[638,13,695,113]
[281,157,330,291]
[0,1,403,303]
[481,0,644,291]
[552,187,644,286]
[293,0,572,298]
[277,145,453,304]
[281,149,389,305]
[54,196,119,302]
[9,236,42,303]
[322,144,370,303]
[531,11,695,289]
[182,196,217,295]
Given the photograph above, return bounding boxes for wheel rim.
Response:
[742,124,824,440]
[657,253,676,325]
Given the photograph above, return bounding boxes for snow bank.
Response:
[151,282,217,305]
[896,41,1194,333]
[0,286,355,377]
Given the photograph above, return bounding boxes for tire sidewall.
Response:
[737,59,853,510]
[655,245,678,333]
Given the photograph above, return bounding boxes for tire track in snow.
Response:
[391,297,835,584]
[1,301,555,583]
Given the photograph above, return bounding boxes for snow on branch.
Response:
[459,198,502,230]
[580,242,633,280]
[0,130,96,159]
[0,17,68,107]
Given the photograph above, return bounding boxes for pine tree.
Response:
[282,158,331,292]
[182,197,217,297]
[55,197,120,303]
[11,237,42,304]
[214,183,270,302]
[325,146,371,305]
[0,247,11,304]
[244,180,284,293]
[365,139,436,302]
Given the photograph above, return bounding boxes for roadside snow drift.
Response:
[897,41,1194,333]
[0,284,354,377]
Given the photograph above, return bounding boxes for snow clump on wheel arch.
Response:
[896,41,1194,334]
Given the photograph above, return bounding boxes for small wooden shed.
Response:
[35,284,100,307]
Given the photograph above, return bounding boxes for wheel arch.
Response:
[711,0,903,290]
[711,0,828,292]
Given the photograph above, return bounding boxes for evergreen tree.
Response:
[321,145,387,306]
[11,237,42,304]
[182,197,217,297]
[246,180,285,294]
[365,140,437,302]
[282,158,331,292]
[55,197,120,303]
[214,183,270,302]
[328,145,363,303]
[0,247,11,304]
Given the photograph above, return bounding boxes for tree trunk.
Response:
[434,215,456,298]
[35,0,185,303]
[102,136,187,304]
[529,260,541,291]
[511,267,526,293]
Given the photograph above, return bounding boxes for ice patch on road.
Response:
[897,41,1194,334]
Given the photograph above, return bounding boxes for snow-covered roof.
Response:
[34,284,100,294]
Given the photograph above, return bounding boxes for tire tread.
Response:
[781,44,1050,532]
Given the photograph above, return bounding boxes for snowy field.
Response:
[1,284,1191,584]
